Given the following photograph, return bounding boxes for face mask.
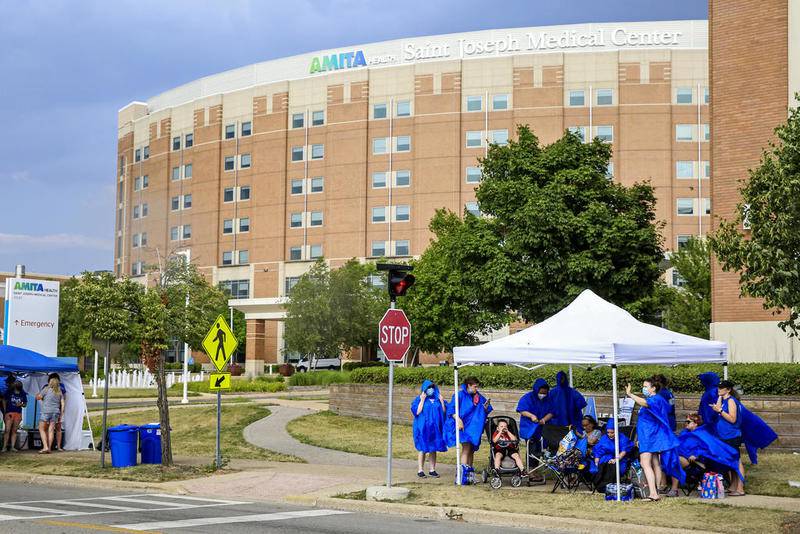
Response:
[641,387,651,397]
[538,393,547,400]
[425,387,434,397]
[467,387,477,395]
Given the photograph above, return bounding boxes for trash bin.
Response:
[108,425,138,468]
[138,423,162,464]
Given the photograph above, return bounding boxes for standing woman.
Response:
[35,376,64,454]
[711,380,745,495]
[445,377,492,469]
[3,381,27,452]
[411,380,447,478]
[653,374,677,431]
[625,377,685,500]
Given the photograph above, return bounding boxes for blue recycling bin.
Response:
[108,425,139,468]
[139,423,162,464]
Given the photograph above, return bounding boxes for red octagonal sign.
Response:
[378,309,411,362]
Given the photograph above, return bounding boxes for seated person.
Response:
[575,415,602,464]
[669,413,743,496]
[492,420,526,475]
[590,418,633,491]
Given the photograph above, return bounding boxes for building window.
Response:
[672,270,687,288]
[142,203,149,216]
[676,161,694,178]
[569,90,585,106]
[395,205,410,222]
[134,175,149,191]
[292,113,304,129]
[676,87,693,104]
[395,170,410,187]
[677,235,691,249]
[703,161,710,178]
[372,206,386,223]
[677,198,695,215]
[132,262,144,276]
[172,137,181,151]
[373,137,388,155]
[289,246,302,261]
[310,177,324,193]
[222,251,233,266]
[291,146,304,161]
[118,156,125,177]
[241,121,252,136]
[224,188,234,202]
[372,172,387,188]
[185,133,193,148]
[491,129,509,146]
[466,131,483,148]
[134,148,141,162]
[596,89,613,106]
[171,196,180,211]
[310,244,323,259]
[172,167,181,181]
[676,124,694,141]
[396,100,411,117]
[240,186,251,200]
[133,205,140,219]
[395,240,410,256]
[703,124,710,141]
[568,126,586,142]
[240,153,251,169]
[310,211,323,227]
[373,103,387,119]
[182,163,192,178]
[395,136,411,152]
[170,226,179,241]
[704,86,710,105]
[291,179,304,195]
[466,95,482,112]
[311,144,324,160]
[596,126,613,143]
[183,194,192,209]
[223,219,233,234]
[312,110,324,126]
[239,217,250,232]
[219,279,250,299]
[143,146,149,159]
[225,124,235,139]
[704,198,711,215]
[132,233,140,248]
[466,167,482,183]
[605,162,614,179]
[182,225,192,239]
[371,241,386,257]
[466,201,480,216]
[237,250,248,264]
[285,276,300,294]
[224,156,235,171]
[492,94,509,110]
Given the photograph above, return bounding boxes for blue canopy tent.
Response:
[0,345,86,450]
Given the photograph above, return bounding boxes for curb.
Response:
[287,495,718,534]
[0,470,165,492]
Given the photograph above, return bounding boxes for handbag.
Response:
[701,472,725,499]
[628,460,649,499]
[457,464,475,485]
[605,483,634,501]
[557,430,577,455]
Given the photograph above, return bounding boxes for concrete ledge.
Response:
[366,485,409,502]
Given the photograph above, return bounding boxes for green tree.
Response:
[711,102,800,336]
[405,125,664,352]
[663,237,711,338]
[284,259,387,360]
[57,277,94,359]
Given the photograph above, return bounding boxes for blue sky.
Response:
[0,0,707,275]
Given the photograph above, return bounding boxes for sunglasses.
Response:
[684,420,694,424]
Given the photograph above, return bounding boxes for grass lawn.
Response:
[352,483,800,533]
[84,388,201,399]
[744,452,800,498]
[274,395,330,402]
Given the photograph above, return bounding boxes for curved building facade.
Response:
[116,20,709,373]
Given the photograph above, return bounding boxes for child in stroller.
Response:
[482,417,527,489]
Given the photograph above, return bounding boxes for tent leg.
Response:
[568,365,574,387]
[454,365,460,486]
[611,365,621,502]
[723,363,728,380]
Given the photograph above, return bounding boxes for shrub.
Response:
[349,363,800,395]
[278,363,295,377]
[182,378,286,394]
[342,361,388,372]
[256,375,284,383]
[164,362,202,373]
[289,370,352,387]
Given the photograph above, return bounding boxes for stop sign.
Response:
[378,309,411,362]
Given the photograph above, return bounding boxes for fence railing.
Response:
[88,369,205,390]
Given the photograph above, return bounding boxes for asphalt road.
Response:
[0,482,565,533]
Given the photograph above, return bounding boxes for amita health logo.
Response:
[13,281,57,295]
[309,50,367,74]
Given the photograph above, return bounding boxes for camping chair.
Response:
[532,425,587,493]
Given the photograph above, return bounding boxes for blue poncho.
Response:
[515,378,553,440]
[548,371,586,428]
[678,426,743,480]
[657,387,677,431]
[732,396,778,465]
[445,384,493,450]
[410,380,447,453]
[637,393,685,484]
[590,423,634,475]
[698,372,720,434]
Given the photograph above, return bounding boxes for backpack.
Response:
[605,483,634,501]
[628,460,650,499]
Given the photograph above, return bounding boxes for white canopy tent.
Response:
[451,289,728,498]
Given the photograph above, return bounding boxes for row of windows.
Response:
[566,87,709,107]
[370,240,410,257]
[677,198,711,216]
[221,250,249,267]
[172,133,194,151]
[219,279,250,299]
[566,124,709,143]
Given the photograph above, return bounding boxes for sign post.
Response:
[201,314,238,469]
[378,307,411,488]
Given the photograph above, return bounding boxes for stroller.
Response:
[526,425,592,492]
[480,416,526,489]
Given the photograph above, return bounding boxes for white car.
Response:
[295,356,341,372]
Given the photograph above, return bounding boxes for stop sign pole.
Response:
[379,304,411,488]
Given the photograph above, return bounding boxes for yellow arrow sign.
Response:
[208,372,232,391]
[202,315,238,372]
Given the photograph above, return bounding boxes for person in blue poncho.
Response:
[411,380,447,478]
[653,374,677,431]
[516,378,554,480]
[548,371,586,429]
[698,372,720,434]
[590,418,633,492]
[445,377,492,468]
[626,377,685,501]
[668,412,743,496]
[710,380,778,496]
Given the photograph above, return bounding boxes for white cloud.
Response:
[0,233,112,252]
[0,171,34,184]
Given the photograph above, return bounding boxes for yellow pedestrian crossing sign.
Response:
[209,372,231,391]
[202,315,238,371]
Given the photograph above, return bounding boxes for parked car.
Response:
[295,356,341,372]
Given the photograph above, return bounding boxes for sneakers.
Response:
[428,470,440,478]
[417,471,426,478]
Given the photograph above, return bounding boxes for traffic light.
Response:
[388,269,415,299]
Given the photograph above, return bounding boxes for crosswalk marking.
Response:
[117,509,351,531]
[44,500,142,512]
[0,503,72,515]
[99,497,195,508]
